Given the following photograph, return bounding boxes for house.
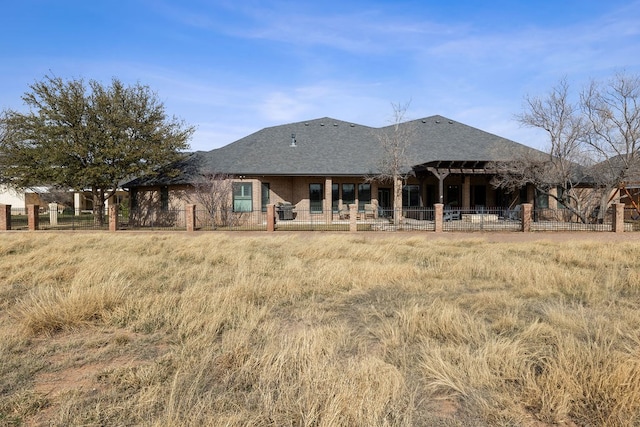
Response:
[124,115,546,221]
[0,184,128,215]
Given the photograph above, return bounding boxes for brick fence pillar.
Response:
[612,202,625,233]
[266,204,276,232]
[521,203,532,232]
[349,204,358,232]
[109,204,119,232]
[185,204,196,232]
[434,203,444,232]
[0,204,11,231]
[27,204,39,231]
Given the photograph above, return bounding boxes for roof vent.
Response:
[320,123,324,126]
[350,124,355,127]
[290,133,296,147]
[435,120,440,123]
[305,123,309,126]
[448,120,453,124]
[333,123,338,126]
[422,119,426,123]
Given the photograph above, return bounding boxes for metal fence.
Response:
[8,207,110,231]
[440,207,522,232]
[3,205,640,232]
[531,207,612,232]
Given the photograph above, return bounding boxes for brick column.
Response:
[266,204,276,232]
[612,202,625,233]
[349,204,357,232]
[0,204,11,231]
[521,203,532,232]
[185,204,196,232]
[27,204,39,231]
[109,204,119,231]
[434,203,443,232]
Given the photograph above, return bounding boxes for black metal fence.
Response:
[8,207,110,231]
[439,207,522,232]
[3,205,639,232]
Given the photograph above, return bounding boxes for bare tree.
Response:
[491,78,609,223]
[190,173,236,229]
[371,101,414,224]
[581,71,640,216]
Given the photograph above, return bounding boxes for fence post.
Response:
[434,203,443,232]
[109,204,119,231]
[185,204,196,232]
[349,204,357,232]
[27,204,39,231]
[612,202,625,233]
[0,204,10,231]
[49,203,58,226]
[266,204,276,232]
[521,203,532,232]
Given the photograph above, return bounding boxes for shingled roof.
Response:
[126,115,542,186]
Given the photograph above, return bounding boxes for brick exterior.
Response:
[0,204,10,230]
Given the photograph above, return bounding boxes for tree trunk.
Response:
[92,189,105,227]
[393,176,402,226]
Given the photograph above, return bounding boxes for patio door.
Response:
[378,188,391,217]
[378,188,391,208]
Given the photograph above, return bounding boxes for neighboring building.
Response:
[125,115,546,219]
[0,184,25,213]
[0,185,128,214]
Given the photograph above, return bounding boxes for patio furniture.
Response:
[363,203,376,219]
[276,202,296,220]
[504,204,521,220]
[339,206,350,220]
[443,209,461,221]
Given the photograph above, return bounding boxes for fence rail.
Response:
[1,203,638,232]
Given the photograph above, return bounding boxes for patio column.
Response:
[462,176,471,209]
[27,204,39,231]
[324,178,332,223]
[612,202,625,233]
[427,167,449,205]
[521,203,532,232]
[0,204,10,231]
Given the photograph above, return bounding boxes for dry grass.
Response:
[1,232,640,426]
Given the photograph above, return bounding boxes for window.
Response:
[261,183,270,212]
[358,183,371,210]
[332,183,339,212]
[342,183,355,207]
[160,186,169,211]
[233,182,253,212]
[403,184,420,207]
[535,189,549,209]
[309,183,323,213]
[556,186,566,209]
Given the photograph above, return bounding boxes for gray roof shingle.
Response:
[126,115,543,186]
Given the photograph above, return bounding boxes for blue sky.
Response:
[1,1,639,152]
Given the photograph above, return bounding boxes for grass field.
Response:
[1,232,640,426]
